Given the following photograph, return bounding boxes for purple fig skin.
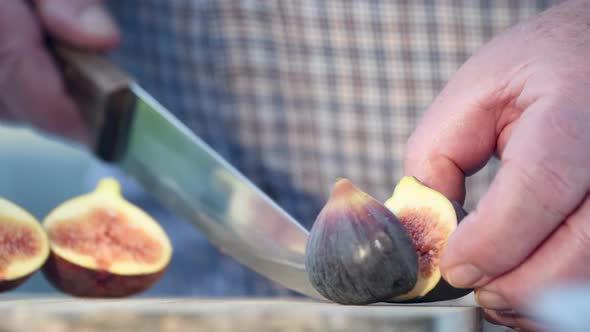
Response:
[42,252,167,297]
[388,200,473,303]
[452,201,468,222]
[305,179,418,305]
[0,274,34,292]
[389,278,473,303]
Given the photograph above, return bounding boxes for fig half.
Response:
[42,178,173,297]
[384,176,464,302]
[305,178,418,305]
[0,198,49,291]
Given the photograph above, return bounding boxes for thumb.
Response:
[403,53,503,203]
[35,0,119,50]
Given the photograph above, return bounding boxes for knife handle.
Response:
[52,45,136,162]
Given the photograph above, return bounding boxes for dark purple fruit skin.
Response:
[305,195,419,305]
[0,273,34,292]
[389,201,472,303]
[422,277,473,301]
[388,278,473,303]
[42,252,166,297]
[452,201,468,222]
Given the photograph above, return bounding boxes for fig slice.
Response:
[42,177,173,297]
[384,176,460,301]
[305,178,418,305]
[0,198,49,291]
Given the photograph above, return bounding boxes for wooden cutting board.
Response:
[0,296,482,332]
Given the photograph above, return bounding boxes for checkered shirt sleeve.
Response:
[105,0,560,296]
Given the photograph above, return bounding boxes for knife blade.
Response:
[52,45,323,300]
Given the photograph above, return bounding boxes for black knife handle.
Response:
[52,45,136,162]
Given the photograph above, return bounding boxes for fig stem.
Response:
[95,178,122,196]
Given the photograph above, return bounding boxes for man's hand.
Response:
[403,0,590,330]
[0,0,118,141]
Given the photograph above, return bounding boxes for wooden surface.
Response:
[0,296,483,332]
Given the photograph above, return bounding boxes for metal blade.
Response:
[118,84,322,299]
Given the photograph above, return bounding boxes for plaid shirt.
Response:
[101,0,559,297]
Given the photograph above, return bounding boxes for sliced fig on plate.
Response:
[42,178,173,297]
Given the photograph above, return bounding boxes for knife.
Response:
[50,45,323,300]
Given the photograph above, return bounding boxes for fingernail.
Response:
[496,309,520,326]
[476,290,510,310]
[445,264,483,288]
[78,4,118,37]
[484,309,519,327]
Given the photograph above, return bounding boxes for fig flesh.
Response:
[384,176,464,302]
[398,202,472,302]
[42,178,173,297]
[0,198,49,291]
[305,178,418,305]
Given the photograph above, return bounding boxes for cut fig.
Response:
[384,176,464,302]
[305,178,418,305]
[42,178,173,297]
[0,198,49,291]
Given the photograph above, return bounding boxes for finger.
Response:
[0,0,86,140]
[403,72,497,203]
[474,196,590,311]
[402,34,535,203]
[440,99,590,289]
[35,0,119,50]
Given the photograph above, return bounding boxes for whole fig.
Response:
[305,178,418,305]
